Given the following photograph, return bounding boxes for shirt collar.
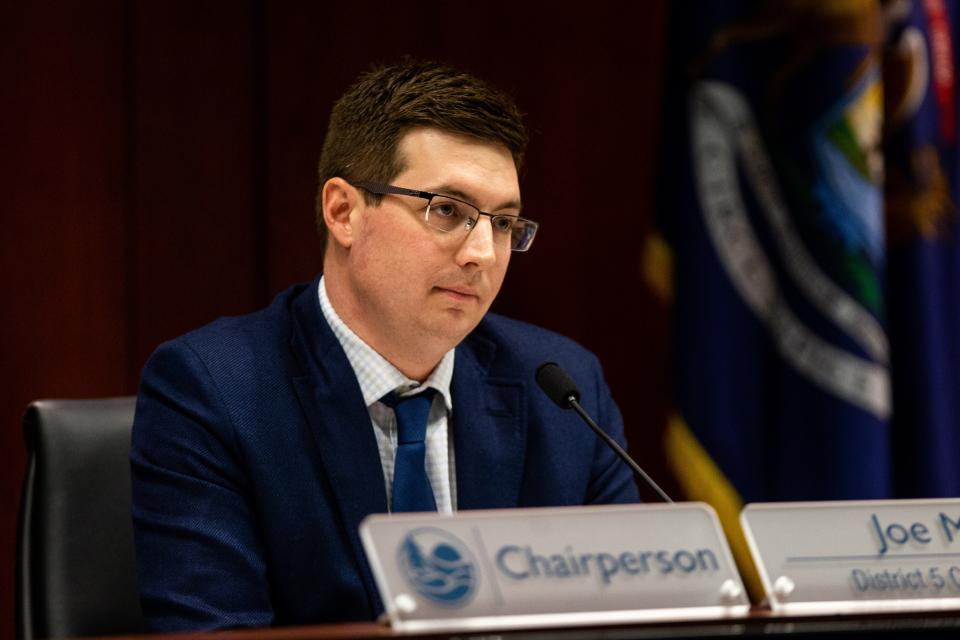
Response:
[318,276,454,410]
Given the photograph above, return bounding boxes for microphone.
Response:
[536,362,673,503]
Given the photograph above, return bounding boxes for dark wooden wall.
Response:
[0,2,669,635]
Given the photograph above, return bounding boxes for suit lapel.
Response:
[452,331,528,510]
[285,281,529,613]
[288,279,386,614]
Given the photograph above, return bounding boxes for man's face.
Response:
[340,127,520,363]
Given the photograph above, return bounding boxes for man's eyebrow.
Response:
[430,185,523,214]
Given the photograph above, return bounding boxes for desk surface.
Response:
[105,608,960,640]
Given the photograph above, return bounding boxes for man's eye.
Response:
[431,202,461,218]
[492,216,515,233]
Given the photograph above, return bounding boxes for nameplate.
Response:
[742,499,960,614]
[360,503,749,632]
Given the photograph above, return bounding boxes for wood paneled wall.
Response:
[0,2,669,636]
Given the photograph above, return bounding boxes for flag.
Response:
[652,0,893,598]
[885,0,960,497]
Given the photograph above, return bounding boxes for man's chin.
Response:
[424,310,485,344]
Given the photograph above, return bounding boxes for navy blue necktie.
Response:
[381,389,438,512]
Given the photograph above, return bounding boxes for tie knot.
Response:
[381,388,436,444]
[379,387,435,408]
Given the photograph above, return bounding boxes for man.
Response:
[131,59,639,631]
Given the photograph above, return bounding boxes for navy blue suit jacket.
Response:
[131,277,639,631]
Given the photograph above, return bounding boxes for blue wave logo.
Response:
[397,527,478,606]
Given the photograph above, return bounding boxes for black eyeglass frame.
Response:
[349,180,539,252]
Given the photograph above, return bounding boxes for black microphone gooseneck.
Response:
[535,362,673,503]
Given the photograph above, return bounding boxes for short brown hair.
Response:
[315,59,528,251]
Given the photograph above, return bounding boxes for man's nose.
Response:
[455,216,499,269]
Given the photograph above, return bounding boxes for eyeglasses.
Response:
[350,181,539,252]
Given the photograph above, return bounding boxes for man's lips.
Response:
[435,285,480,301]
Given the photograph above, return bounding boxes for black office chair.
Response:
[16,397,145,639]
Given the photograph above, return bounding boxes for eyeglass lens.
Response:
[426,198,535,251]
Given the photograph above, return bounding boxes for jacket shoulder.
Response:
[143,282,311,386]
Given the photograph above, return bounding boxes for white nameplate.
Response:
[742,499,960,615]
[360,502,749,632]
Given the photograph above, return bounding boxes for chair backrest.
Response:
[16,397,145,639]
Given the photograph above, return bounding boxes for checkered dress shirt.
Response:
[318,277,457,513]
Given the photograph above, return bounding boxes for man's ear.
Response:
[321,177,362,249]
